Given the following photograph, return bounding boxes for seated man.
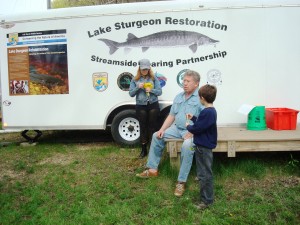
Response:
[136,70,203,197]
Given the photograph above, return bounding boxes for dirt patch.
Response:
[75,143,112,151]
[226,175,300,190]
[119,148,147,173]
[257,175,298,188]
[0,169,26,180]
[278,176,300,187]
[38,153,75,166]
[0,132,24,142]
[223,175,300,201]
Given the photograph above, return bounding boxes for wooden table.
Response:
[166,126,300,169]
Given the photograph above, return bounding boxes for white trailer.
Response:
[1,0,300,145]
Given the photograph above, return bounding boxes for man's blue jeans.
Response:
[146,124,195,182]
[195,145,214,205]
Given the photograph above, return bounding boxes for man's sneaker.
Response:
[136,169,158,178]
[174,182,185,197]
[194,202,211,210]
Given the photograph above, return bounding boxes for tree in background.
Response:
[51,0,162,8]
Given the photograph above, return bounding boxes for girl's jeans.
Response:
[146,124,195,182]
[195,145,214,205]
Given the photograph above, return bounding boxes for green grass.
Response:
[0,134,299,225]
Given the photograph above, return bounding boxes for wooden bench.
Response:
[165,127,300,169]
[165,138,184,169]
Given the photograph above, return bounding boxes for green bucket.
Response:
[247,106,267,130]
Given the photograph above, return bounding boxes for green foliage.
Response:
[288,153,300,173]
[50,0,157,9]
[51,0,111,9]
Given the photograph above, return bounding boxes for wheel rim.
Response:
[118,117,140,142]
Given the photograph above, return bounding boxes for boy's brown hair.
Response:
[198,84,217,103]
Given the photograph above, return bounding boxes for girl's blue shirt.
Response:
[129,76,162,105]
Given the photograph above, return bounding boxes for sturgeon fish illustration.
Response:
[99,30,219,54]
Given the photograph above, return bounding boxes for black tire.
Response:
[111,109,140,145]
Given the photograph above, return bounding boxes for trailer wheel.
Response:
[111,109,140,145]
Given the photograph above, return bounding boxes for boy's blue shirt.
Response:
[187,107,217,149]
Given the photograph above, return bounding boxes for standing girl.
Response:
[129,59,162,158]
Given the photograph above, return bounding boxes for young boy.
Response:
[185,84,217,210]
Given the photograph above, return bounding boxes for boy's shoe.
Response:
[174,182,185,197]
[194,202,211,210]
[136,169,158,178]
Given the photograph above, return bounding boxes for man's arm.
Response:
[156,114,175,138]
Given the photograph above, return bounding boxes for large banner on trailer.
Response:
[7,29,69,95]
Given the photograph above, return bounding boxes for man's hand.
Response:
[183,132,193,140]
[156,130,164,139]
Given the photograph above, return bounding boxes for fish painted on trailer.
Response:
[99,30,219,54]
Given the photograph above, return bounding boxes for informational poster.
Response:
[7,29,69,95]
